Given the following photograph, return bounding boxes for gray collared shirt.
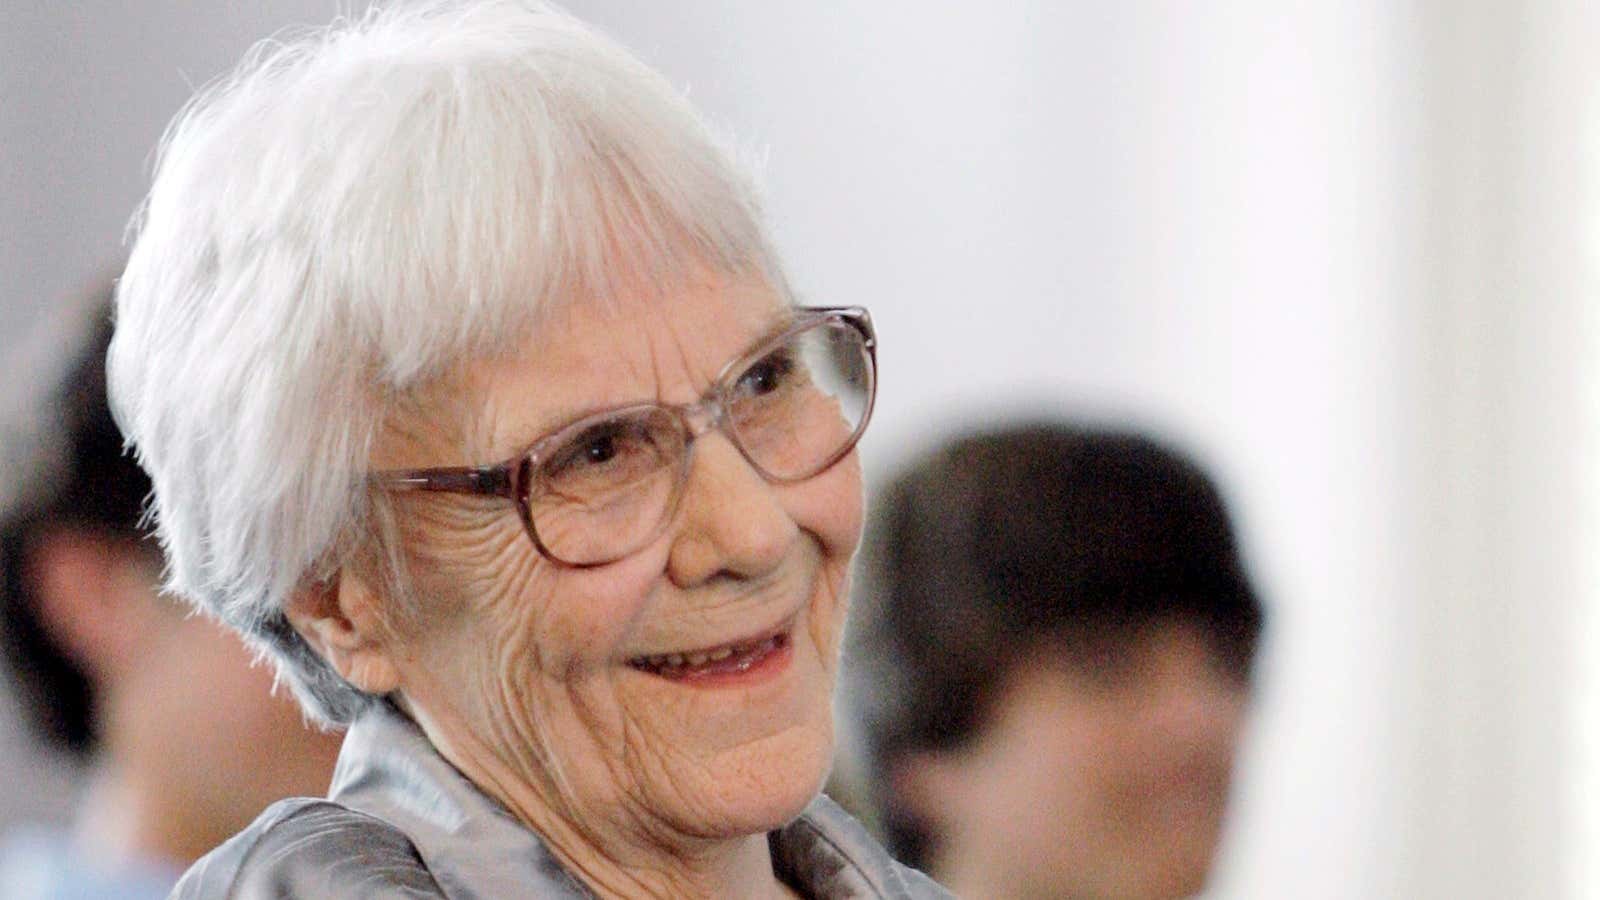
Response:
[170,702,949,899]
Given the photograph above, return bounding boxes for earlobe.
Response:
[284,571,402,696]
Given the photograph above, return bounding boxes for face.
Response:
[68,548,342,861]
[132,611,344,850]
[921,620,1249,900]
[367,275,864,857]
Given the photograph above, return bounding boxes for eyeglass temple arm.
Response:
[375,465,514,497]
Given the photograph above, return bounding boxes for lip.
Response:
[626,612,799,688]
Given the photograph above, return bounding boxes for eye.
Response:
[544,420,640,480]
[734,347,797,398]
[583,433,617,465]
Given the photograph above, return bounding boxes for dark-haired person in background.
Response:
[852,423,1265,900]
[0,296,343,899]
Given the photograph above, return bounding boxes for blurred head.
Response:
[855,423,1264,900]
[109,0,872,872]
[0,298,342,861]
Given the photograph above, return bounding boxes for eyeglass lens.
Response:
[527,316,873,565]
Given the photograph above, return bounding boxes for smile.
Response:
[627,619,796,683]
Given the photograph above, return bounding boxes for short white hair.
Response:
[108,0,786,724]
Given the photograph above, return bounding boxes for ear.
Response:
[284,569,403,696]
[27,527,154,680]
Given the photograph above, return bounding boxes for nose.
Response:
[665,430,798,588]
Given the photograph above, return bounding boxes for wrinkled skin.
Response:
[322,276,862,899]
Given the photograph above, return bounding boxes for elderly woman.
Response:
[107,2,944,898]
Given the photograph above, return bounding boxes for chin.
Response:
[685,705,836,840]
[1131,844,1218,900]
[1139,869,1211,900]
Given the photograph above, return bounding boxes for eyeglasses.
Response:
[372,306,877,567]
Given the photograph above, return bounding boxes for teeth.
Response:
[633,633,783,672]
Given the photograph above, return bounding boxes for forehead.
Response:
[401,275,789,465]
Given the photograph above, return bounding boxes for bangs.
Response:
[283,24,784,390]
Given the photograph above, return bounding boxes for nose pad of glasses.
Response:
[680,395,728,439]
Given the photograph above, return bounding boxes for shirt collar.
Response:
[331,702,942,899]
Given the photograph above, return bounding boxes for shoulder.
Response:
[170,798,446,899]
[891,866,951,899]
[776,795,953,899]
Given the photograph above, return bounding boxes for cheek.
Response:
[828,455,866,557]
[784,454,862,665]
[157,620,281,737]
[515,555,665,670]
[787,452,864,572]
[1070,721,1142,815]
[401,492,636,646]
[455,555,663,704]
[413,546,667,783]
[985,695,1131,834]
[392,511,579,713]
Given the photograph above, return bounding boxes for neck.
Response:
[82,683,231,868]
[80,642,195,867]
[535,811,797,900]
[408,703,798,900]
[73,757,210,870]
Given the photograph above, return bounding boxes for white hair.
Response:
[108,0,786,724]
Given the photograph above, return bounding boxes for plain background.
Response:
[2,3,1597,897]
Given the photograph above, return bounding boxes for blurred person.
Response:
[107,1,946,897]
[0,294,344,899]
[852,423,1265,900]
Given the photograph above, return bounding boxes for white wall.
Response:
[1397,4,1600,897]
[2,3,1595,897]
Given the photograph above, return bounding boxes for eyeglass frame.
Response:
[370,305,877,568]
